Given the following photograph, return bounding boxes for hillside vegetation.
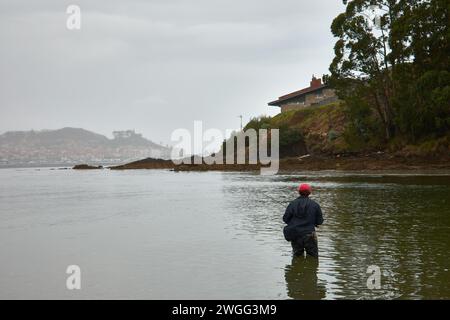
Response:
[245,102,347,156]
[329,0,449,147]
[245,102,449,158]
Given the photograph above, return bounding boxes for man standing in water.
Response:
[283,184,323,258]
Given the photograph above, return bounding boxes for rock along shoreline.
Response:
[102,153,450,173]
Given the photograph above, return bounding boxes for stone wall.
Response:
[280,89,338,112]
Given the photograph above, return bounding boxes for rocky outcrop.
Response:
[73,164,103,170]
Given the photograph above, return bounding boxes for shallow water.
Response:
[0,168,449,299]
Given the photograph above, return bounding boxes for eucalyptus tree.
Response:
[329,0,449,144]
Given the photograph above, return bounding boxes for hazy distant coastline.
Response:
[0,127,171,168]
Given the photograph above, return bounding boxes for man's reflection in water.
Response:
[284,257,326,300]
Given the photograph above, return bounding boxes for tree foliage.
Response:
[244,116,304,148]
[329,0,450,144]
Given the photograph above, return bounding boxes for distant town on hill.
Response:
[0,128,171,167]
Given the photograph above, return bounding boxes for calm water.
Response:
[0,168,449,299]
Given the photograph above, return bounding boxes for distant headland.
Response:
[0,127,171,168]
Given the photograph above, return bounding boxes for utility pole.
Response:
[238,115,243,131]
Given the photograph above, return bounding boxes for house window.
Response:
[296,96,305,104]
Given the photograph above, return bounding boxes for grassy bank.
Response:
[246,102,450,157]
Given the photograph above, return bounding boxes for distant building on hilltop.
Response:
[268,76,338,113]
[112,130,142,139]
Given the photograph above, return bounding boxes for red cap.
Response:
[298,183,312,195]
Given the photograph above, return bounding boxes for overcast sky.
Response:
[0,0,344,146]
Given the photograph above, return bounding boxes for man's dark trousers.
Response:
[291,232,318,258]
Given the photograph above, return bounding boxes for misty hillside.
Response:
[0,128,171,167]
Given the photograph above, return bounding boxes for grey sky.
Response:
[0,0,344,146]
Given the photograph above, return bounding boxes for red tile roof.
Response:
[268,83,328,106]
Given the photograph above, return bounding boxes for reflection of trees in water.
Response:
[324,185,411,298]
[324,183,450,299]
[220,174,450,299]
[284,257,326,300]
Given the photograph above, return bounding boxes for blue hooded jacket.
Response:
[283,196,323,239]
